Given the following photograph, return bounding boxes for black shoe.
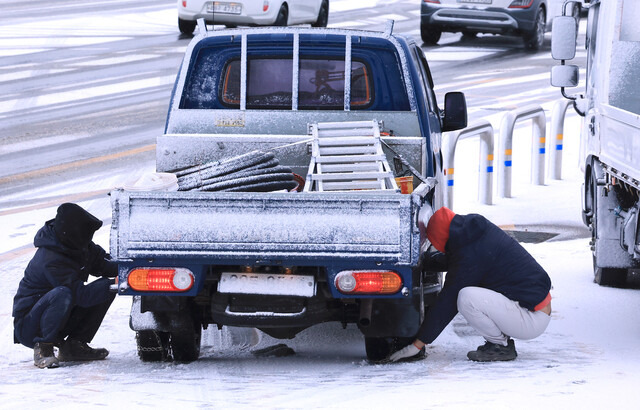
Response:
[34,342,60,369]
[58,339,109,362]
[467,339,517,362]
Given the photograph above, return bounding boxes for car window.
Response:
[219,58,373,110]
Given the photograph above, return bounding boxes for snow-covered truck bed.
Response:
[110,22,468,362]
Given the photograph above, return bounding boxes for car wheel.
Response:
[178,18,196,35]
[461,31,477,40]
[312,0,329,27]
[274,4,288,26]
[523,7,546,50]
[420,24,441,45]
[136,330,170,362]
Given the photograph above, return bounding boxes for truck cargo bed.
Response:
[110,185,431,265]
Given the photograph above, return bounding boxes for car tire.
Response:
[523,7,546,51]
[461,31,477,40]
[312,0,329,27]
[420,24,441,45]
[178,18,196,35]
[136,330,170,362]
[274,4,288,26]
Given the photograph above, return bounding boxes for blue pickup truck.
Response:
[109,21,467,362]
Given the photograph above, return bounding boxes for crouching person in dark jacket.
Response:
[390,207,552,363]
[12,203,117,369]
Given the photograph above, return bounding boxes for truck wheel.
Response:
[178,18,196,35]
[136,330,170,362]
[170,325,202,362]
[523,7,546,51]
[589,163,628,288]
[420,24,441,45]
[365,337,393,362]
[312,0,329,27]
[274,5,288,26]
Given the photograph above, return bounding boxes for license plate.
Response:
[218,272,316,297]
[208,2,242,15]
[458,0,492,4]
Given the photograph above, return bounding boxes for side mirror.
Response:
[551,65,579,88]
[442,92,467,132]
[551,16,577,60]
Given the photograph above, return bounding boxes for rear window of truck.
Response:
[219,58,372,110]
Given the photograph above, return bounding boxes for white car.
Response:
[178,0,329,34]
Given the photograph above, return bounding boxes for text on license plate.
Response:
[208,2,242,15]
[218,272,316,297]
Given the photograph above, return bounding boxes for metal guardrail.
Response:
[498,105,547,198]
[549,99,573,180]
[444,120,495,209]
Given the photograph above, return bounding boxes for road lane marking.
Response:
[0,189,112,216]
[0,144,155,185]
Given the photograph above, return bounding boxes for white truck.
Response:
[551,0,640,286]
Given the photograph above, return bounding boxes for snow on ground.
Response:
[1,110,640,409]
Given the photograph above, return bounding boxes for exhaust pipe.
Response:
[359,299,373,327]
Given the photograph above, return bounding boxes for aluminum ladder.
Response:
[303,120,399,192]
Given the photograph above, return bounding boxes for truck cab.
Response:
[110,22,468,362]
[551,0,640,286]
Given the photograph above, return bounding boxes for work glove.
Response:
[389,343,422,362]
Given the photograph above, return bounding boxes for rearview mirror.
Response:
[442,92,467,132]
[551,16,577,60]
[551,65,579,88]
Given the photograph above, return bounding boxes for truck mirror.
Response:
[551,64,579,88]
[442,92,468,132]
[551,16,577,60]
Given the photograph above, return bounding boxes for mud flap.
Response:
[358,293,422,338]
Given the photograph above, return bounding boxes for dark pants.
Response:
[15,280,116,349]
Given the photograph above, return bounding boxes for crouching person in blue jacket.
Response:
[390,207,552,363]
[12,203,117,369]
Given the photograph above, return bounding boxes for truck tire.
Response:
[589,162,629,288]
[136,330,170,362]
[312,0,329,27]
[178,18,196,35]
[523,7,546,51]
[365,337,393,362]
[170,326,202,362]
[420,24,441,45]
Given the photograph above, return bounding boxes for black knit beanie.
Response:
[53,203,103,250]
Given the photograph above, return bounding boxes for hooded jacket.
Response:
[12,220,117,322]
[416,213,552,344]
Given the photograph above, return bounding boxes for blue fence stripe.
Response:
[504,160,512,167]
[556,144,563,151]
[539,148,546,154]
[447,180,454,186]
[486,166,494,173]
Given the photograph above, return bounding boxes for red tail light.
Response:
[263,1,269,12]
[508,0,534,8]
[128,268,194,292]
[335,270,403,295]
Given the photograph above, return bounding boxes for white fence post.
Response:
[549,99,572,180]
[444,120,495,210]
[498,105,547,198]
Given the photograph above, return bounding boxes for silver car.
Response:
[178,0,329,34]
[420,0,580,50]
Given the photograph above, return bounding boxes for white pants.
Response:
[457,286,551,346]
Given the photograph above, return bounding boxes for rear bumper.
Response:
[421,3,540,34]
[178,2,279,25]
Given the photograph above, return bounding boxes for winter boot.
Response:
[34,342,60,369]
[58,339,109,362]
[467,338,517,362]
